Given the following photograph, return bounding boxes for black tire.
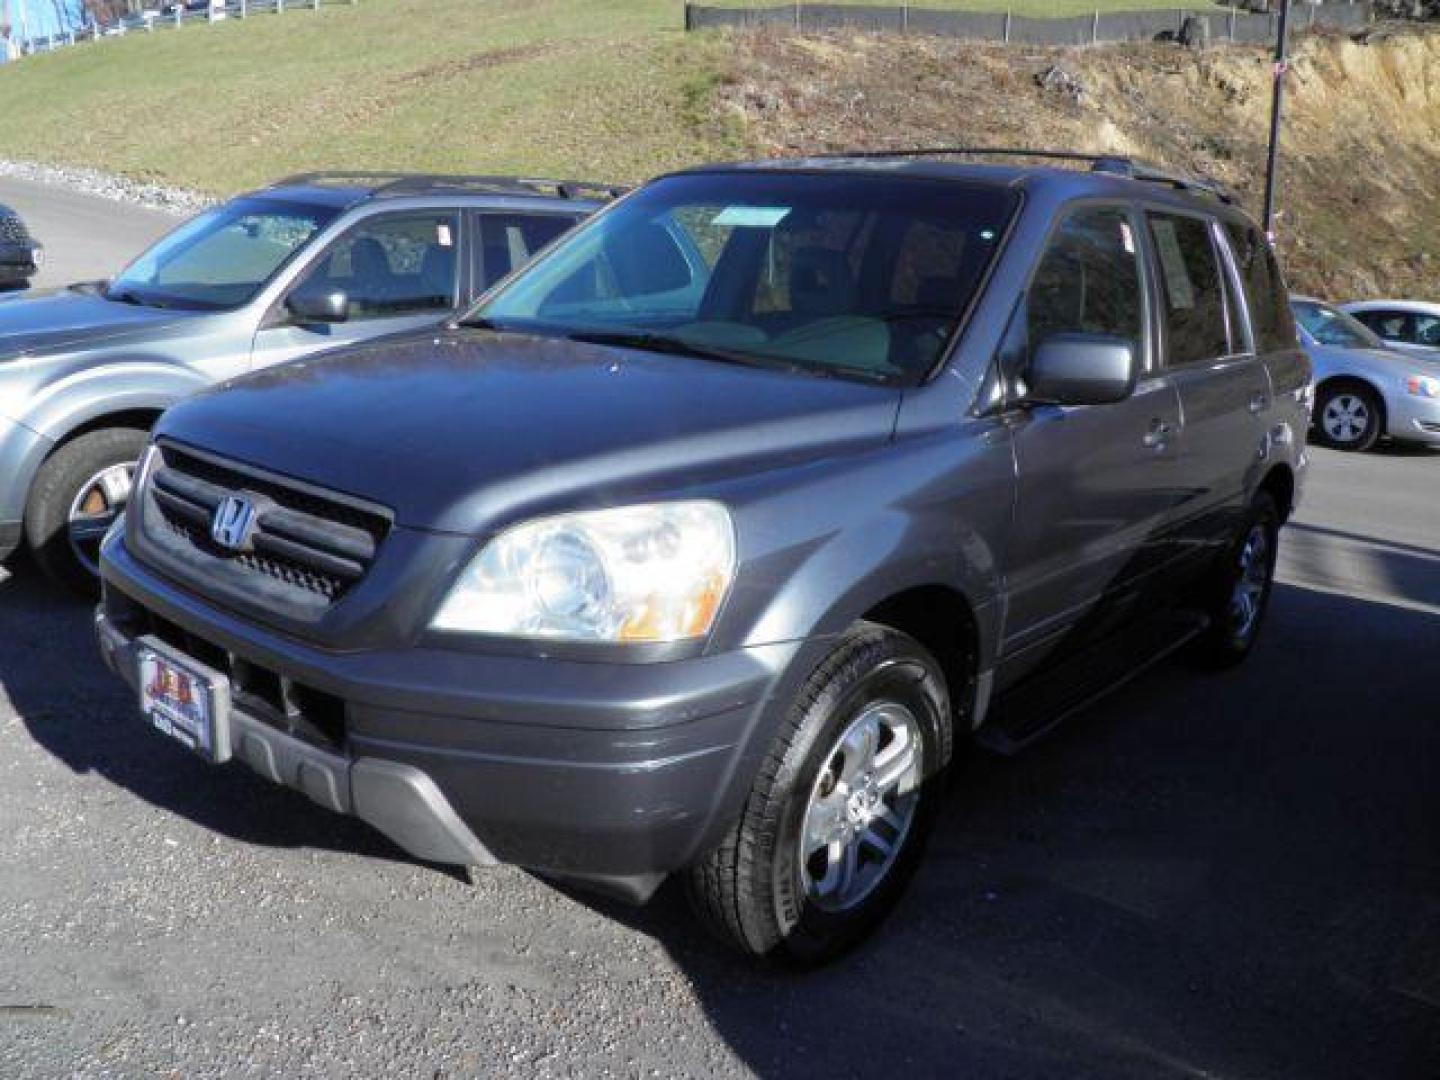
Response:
[25,427,149,595]
[686,622,953,966]
[1313,381,1383,452]
[1191,491,1280,669]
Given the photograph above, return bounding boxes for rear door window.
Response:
[1358,309,1415,344]
[1148,213,1231,366]
[1416,314,1440,347]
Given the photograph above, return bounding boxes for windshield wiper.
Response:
[105,285,176,309]
[458,314,505,331]
[564,329,793,371]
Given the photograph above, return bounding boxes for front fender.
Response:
[0,360,209,524]
[720,422,1015,674]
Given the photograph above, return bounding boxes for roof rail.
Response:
[269,171,631,202]
[809,147,1235,203]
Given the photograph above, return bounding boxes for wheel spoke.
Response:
[872,729,919,794]
[96,466,133,507]
[859,823,895,859]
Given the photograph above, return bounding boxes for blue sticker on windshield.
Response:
[712,207,792,229]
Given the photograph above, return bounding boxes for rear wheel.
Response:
[1191,492,1279,668]
[686,623,953,965]
[1314,382,1382,452]
[25,427,149,594]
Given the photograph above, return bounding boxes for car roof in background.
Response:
[1340,299,1440,313]
[244,172,629,212]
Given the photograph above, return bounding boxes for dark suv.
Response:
[96,152,1311,964]
[0,203,42,290]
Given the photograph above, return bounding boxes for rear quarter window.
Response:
[1224,221,1297,353]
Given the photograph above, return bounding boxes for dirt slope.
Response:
[713,28,1440,300]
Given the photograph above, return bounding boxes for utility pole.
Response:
[1261,0,1292,242]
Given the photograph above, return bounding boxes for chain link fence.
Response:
[684,2,1373,44]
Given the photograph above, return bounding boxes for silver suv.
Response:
[0,173,616,588]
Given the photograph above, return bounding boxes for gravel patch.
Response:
[0,160,213,215]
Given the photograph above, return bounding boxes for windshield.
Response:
[470,171,1018,385]
[1292,300,1385,350]
[109,197,338,311]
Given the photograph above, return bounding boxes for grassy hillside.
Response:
[711,28,1440,298]
[0,0,1434,297]
[0,0,1229,196]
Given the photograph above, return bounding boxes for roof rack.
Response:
[269,171,631,202]
[809,148,1235,203]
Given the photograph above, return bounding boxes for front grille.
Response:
[0,212,32,245]
[111,592,347,750]
[142,442,391,611]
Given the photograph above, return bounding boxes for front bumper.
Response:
[1386,389,1440,446]
[98,532,805,902]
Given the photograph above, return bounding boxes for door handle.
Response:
[1142,419,1173,450]
[1248,391,1269,415]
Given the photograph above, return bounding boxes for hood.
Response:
[0,287,204,358]
[159,330,903,532]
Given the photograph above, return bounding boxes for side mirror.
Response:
[1025,333,1137,406]
[286,289,349,326]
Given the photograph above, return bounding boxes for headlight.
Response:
[1406,375,1440,399]
[431,501,736,644]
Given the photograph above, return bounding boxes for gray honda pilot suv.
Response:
[96,152,1311,964]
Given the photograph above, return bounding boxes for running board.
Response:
[977,609,1210,756]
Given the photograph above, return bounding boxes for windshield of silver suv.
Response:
[468,171,1017,386]
[1293,298,1385,351]
[107,197,339,311]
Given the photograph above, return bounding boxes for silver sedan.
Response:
[1291,297,1440,452]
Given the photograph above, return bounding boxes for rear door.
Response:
[250,209,464,371]
[1143,209,1269,557]
[1001,203,1183,675]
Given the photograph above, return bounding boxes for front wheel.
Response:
[686,623,953,965]
[25,428,149,594]
[1314,382,1383,452]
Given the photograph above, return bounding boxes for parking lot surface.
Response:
[0,444,1435,1078]
[0,175,178,290]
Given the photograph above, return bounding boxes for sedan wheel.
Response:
[1315,384,1382,452]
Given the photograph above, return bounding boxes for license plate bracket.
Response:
[137,636,233,763]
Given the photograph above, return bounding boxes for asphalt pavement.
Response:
[0,175,179,290]
[0,182,1436,1079]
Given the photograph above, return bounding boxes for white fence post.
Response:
[1092,8,1100,43]
[1003,9,1011,43]
[277,0,285,14]
[313,0,321,11]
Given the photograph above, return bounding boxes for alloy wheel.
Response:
[799,700,924,913]
[66,462,134,577]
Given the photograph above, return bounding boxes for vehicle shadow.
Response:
[2,548,1436,1077]
[0,557,428,870]
[575,579,1440,1078]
